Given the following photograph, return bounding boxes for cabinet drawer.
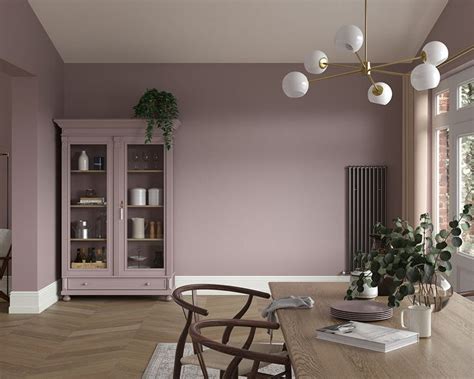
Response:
[68,278,166,290]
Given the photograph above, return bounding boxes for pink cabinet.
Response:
[56,119,176,299]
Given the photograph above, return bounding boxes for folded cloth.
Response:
[262,296,314,323]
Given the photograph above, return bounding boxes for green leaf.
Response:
[414,234,423,244]
[436,241,447,250]
[449,220,459,228]
[395,267,406,280]
[406,267,420,282]
[384,253,394,264]
[440,251,451,261]
[461,222,470,231]
[452,236,463,247]
[439,229,449,239]
[451,228,462,236]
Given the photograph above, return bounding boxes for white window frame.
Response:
[432,63,474,252]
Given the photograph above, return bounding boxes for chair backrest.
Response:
[0,229,12,258]
[171,284,271,379]
[190,318,289,379]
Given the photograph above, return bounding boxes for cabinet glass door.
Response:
[125,144,165,271]
[69,143,111,273]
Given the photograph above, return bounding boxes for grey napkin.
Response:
[262,296,315,323]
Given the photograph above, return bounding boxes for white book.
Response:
[316,321,419,353]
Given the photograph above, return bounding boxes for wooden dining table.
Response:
[269,282,474,378]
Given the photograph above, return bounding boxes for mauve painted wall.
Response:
[0,71,11,228]
[64,64,402,275]
[0,0,63,290]
[422,0,474,72]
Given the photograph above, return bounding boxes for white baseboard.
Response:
[175,276,350,295]
[9,280,60,314]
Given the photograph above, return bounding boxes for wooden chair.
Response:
[458,290,474,298]
[190,318,291,378]
[0,229,12,302]
[172,284,287,378]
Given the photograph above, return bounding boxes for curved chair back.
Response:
[190,318,290,379]
[171,284,271,379]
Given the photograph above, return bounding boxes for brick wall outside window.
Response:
[438,128,449,231]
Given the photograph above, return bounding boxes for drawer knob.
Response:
[145,282,151,286]
[82,282,88,286]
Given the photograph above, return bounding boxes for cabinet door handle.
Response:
[120,201,124,220]
[145,282,151,286]
[82,282,88,286]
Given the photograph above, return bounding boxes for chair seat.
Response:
[181,342,287,375]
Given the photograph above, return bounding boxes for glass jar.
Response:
[412,273,453,312]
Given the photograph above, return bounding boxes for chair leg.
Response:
[0,291,8,302]
[284,363,292,379]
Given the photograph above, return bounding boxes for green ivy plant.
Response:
[345,252,373,299]
[133,89,179,149]
[346,204,473,308]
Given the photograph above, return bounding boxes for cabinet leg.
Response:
[157,295,172,302]
[62,295,71,302]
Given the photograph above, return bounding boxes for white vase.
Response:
[131,218,146,239]
[351,270,378,299]
[78,150,89,171]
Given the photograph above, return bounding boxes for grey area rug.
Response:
[142,343,287,379]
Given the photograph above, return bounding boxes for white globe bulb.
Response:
[422,41,448,65]
[282,72,309,98]
[368,82,392,105]
[304,50,328,74]
[335,25,364,52]
[410,63,440,91]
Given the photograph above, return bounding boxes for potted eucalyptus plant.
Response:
[133,89,179,150]
[347,252,378,299]
[346,204,472,311]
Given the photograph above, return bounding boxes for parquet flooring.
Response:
[0,296,281,379]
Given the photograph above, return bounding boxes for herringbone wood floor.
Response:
[0,296,281,379]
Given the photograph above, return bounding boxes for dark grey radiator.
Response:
[346,166,387,271]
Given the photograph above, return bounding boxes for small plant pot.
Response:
[351,270,378,299]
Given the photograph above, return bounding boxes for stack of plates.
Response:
[330,301,393,321]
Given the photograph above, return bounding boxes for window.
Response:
[436,128,449,231]
[458,134,474,256]
[458,80,473,109]
[436,90,450,114]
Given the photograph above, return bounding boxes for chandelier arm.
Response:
[308,68,362,83]
[365,0,368,62]
[354,52,367,70]
[371,56,424,70]
[325,62,360,69]
[436,45,474,69]
[371,69,407,77]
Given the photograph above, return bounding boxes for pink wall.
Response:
[0,71,11,229]
[0,0,63,290]
[421,0,474,73]
[64,64,403,275]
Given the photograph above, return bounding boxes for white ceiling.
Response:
[28,0,448,64]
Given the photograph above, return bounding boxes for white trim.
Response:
[9,280,60,314]
[174,276,350,295]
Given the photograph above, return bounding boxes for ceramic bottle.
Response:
[79,150,89,171]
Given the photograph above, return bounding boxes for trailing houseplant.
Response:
[133,89,179,149]
[346,252,378,299]
[346,204,473,311]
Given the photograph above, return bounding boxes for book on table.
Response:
[316,321,419,353]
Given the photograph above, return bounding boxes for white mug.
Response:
[401,305,432,338]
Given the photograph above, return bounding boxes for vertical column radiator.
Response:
[347,166,387,271]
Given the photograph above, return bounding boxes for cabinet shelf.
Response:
[71,170,106,173]
[127,205,163,208]
[127,170,163,173]
[127,238,164,241]
[71,238,107,242]
[71,204,106,208]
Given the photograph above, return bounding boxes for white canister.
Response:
[148,188,163,206]
[131,218,146,239]
[130,188,146,206]
[351,270,378,299]
[78,150,89,171]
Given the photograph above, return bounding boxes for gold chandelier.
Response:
[282,0,450,105]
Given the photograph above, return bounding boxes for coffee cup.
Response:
[401,304,432,338]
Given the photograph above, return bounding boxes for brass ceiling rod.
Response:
[437,45,474,69]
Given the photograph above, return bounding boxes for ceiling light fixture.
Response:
[282,0,448,105]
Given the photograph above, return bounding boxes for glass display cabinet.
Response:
[57,119,176,300]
